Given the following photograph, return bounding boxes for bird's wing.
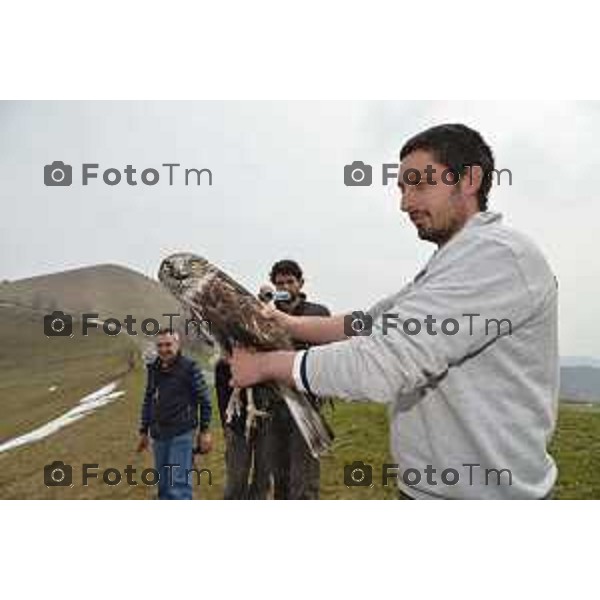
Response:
[277,385,334,457]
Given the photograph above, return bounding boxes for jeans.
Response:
[152,430,194,500]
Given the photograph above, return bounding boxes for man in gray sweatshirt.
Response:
[229,124,559,500]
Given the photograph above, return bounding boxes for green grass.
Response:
[0,364,397,499]
[1,307,599,499]
[0,307,133,441]
[550,403,600,499]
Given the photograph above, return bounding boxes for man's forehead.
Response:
[275,274,299,282]
[158,332,178,341]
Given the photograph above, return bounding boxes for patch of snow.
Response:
[0,381,125,454]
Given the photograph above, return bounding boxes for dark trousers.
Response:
[223,400,321,500]
[223,426,271,500]
[269,401,320,500]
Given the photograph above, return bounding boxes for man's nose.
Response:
[400,188,415,213]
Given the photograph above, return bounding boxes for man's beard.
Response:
[415,195,463,246]
[416,223,452,245]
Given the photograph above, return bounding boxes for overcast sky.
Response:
[1,101,598,357]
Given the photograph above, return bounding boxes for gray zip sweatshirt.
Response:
[293,212,559,499]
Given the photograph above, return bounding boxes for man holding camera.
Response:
[137,328,213,500]
[229,124,559,500]
[261,259,330,500]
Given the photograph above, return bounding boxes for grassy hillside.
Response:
[0,306,134,442]
[549,404,600,498]
[0,385,400,499]
[0,300,393,499]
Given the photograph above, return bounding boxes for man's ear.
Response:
[462,165,483,199]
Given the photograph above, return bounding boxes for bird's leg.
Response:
[245,387,256,439]
[225,387,242,424]
[244,387,269,439]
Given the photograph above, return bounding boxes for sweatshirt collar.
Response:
[439,210,502,250]
[464,210,502,230]
[423,211,503,271]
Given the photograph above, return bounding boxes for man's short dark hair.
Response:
[399,123,494,211]
[270,259,303,283]
[157,327,175,336]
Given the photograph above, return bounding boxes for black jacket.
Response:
[139,353,212,440]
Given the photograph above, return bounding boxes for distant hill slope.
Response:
[0,264,179,324]
[561,356,600,369]
[560,366,600,403]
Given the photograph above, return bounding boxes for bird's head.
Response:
[158,252,215,303]
[158,252,217,346]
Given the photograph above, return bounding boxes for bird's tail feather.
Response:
[279,387,334,458]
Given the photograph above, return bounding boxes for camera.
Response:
[258,285,291,303]
[44,310,73,337]
[44,161,73,186]
[344,311,373,336]
[273,290,291,303]
[344,461,373,487]
[344,161,372,186]
[44,461,73,487]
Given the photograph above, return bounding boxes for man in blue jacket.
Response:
[137,328,213,499]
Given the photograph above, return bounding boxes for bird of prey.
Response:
[158,252,334,457]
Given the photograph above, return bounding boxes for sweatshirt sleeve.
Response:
[139,366,155,434]
[190,360,212,431]
[299,238,553,404]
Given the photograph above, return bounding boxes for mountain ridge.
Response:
[0,263,179,324]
